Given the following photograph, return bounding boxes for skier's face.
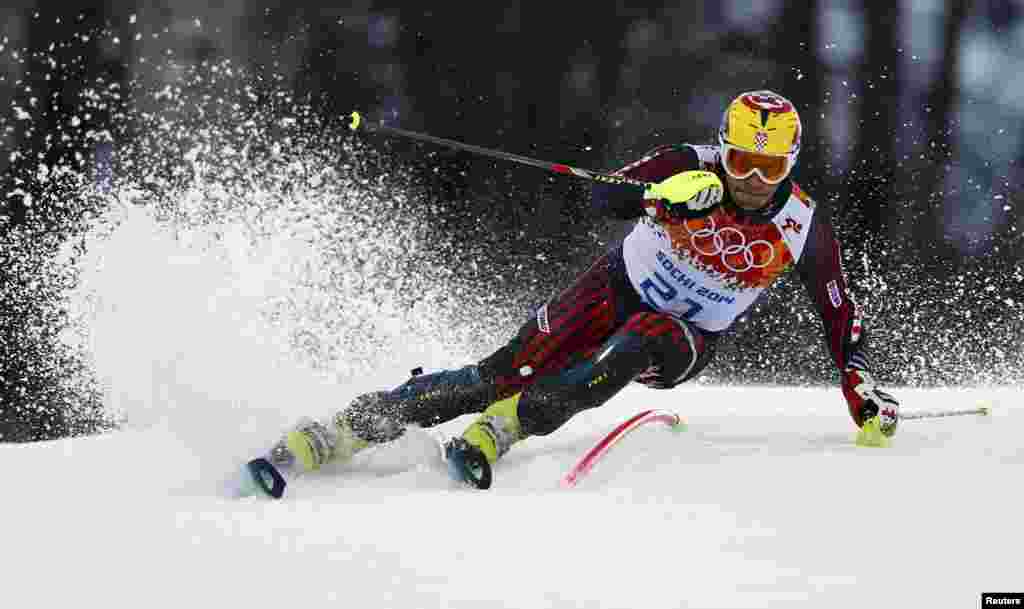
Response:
[724,172,779,210]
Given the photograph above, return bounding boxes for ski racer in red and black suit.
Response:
[274,90,900,483]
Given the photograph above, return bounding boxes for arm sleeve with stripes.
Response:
[590,145,700,220]
[794,201,864,373]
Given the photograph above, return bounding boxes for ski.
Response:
[232,456,293,499]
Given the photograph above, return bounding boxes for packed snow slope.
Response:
[3,385,1019,609]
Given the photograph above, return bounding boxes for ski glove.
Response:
[842,361,899,437]
[643,170,724,222]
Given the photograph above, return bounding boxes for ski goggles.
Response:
[720,142,796,185]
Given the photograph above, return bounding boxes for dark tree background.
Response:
[2,2,1022,441]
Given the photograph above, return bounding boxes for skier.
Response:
[273,90,900,487]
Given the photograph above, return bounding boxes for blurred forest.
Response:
[1,1,1022,441]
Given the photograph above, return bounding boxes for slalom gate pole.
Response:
[901,404,991,421]
[348,111,647,188]
[561,409,684,489]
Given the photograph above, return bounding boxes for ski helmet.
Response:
[718,90,801,185]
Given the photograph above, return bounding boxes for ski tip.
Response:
[445,438,492,490]
[349,111,362,131]
[246,458,288,499]
[977,401,993,416]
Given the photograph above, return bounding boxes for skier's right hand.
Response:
[643,170,723,222]
[843,367,900,437]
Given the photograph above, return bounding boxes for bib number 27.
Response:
[639,272,703,319]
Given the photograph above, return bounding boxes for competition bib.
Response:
[622,188,815,331]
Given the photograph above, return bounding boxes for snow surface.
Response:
[4,385,1019,608]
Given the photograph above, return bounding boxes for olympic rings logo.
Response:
[683,215,776,273]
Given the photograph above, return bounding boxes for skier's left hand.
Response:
[842,367,899,437]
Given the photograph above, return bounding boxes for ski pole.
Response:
[901,404,991,421]
[348,111,647,188]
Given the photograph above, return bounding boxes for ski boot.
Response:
[271,416,371,472]
[240,416,372,499]
[446,392,524,489]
